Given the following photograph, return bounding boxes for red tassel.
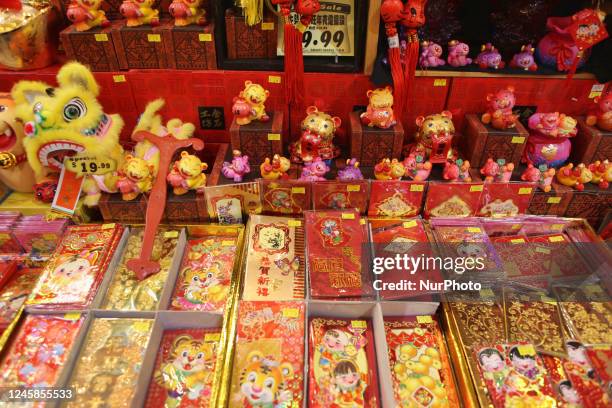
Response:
[404,31,420,103]
[388,46,405,117]
[283,17,300,105]
[1,0,22,9]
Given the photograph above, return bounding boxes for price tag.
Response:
[510,238,526,244]
[548,235,564,243]
[102,223,116,229]
[64,155,116,176]
[113,75,126,83]
[470,185,484,192]
[480,288,495,299]
[536,247,551,254]
[433,79,447,87]
[511,224,521,230]
[267,133,281,141]
[198,33,212,42]
[268,75,281,84]
[351,320,367,329]
[359,219,366,225]
[547,197,562,204]
[416,315,433,324]
[589,84,605,99]
[291,187,305,194]
[205,333,221,342]
[222,240,235,246]
[403,220,417,229]
[519,187,533,195]
[164,230,179,238]
[589,91,602,99]
[347,185,360,192]
[133,321,151,332]
[467,227,481,233]
[511,136,525,144]
[517,344,536,355]
[341,213,355,220]
[63,313,81,320]
[541,295,557,305]
[42,233,57,240]
[147,34,161,42]
[261,22,274,30]
[288,219,301,227]
[551,224,564,231]
[410,184,424,192]
[282,308,300,318]
[94,33,108,42]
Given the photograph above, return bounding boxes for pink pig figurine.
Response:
[419,41,445,68]
[510,44,538,71]
[403,153,432,181]
[222,150,250,182]
[299,157,329,181]
[447,40,472,67]
[521,164,555,192]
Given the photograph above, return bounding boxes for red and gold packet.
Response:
[0,260,17,290]
[384,316,459,407]
[145,328,221,408]
[563,340,610,408]
[0,267,43,331]
[260,179,312,215]
[527,234,589,279]
[229,301,305,408]
[474,343,556,408]
[0,314,84,389]
[478,182,534,217]
[541,354,586,407]
[309,317,380,407]
[29,224,124,309]
[170,237,237,313]
[424,182,484,218]
[242,215,305,301]
[586,346,611,392]
[368,180,425,218]
[490,235,543,279]
[312,180,369,214]
[305,210,370,298]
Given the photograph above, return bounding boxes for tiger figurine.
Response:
[155,335,216,408]
[239,351,294,407]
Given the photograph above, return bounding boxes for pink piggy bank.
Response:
[419,41,445,68]
[510,44,538,71]
[475,43,505,69]
[447,40,472,67]
[299,157,329,181]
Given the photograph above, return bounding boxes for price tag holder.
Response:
[64,154,116,176]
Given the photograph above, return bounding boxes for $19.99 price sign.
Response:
[64,154,117,176]
[277,0,354,57]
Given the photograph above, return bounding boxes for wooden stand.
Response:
[349,111,404,166]
[527,183,572,217]
[560,182,612,230]
[99,193,148,223]
[462,113,529,167]
[230,111,284,165]
[161,21,217,70]
[225,8,277,59]
[571,117,612,164]
[112,21,168,70]
[60,23,121,72]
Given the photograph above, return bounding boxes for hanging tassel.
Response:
[237,0,263,26]
[381,0,406,117]
[294,0,321,107]
[404,30,420,103]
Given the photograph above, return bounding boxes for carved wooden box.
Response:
[111,21,168,70]
[229,111,284,165]
[225,8,277,59]
[60,23,120,72]
[349,111,404,166]
[161,21,217,70]
[571,117,612,164]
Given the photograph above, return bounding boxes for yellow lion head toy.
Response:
[11,62,124,179]
[367,86,394,109]
[239,351,294,406]
[301,106,341,139]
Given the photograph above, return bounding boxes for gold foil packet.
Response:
[62,318,153,408]
[101,228,179,311]
[554,286,612,345]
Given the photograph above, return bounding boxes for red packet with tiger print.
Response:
[312,181,369,214]
[309,317,380,407]
[305,210,370,299]
[384,316,459,407]
[28,224,124,310]
[368,180,425,218]
[170,237,237,313]
[145,328,221,408]
[260,179,312,215]
[229,301,305,408]
[242,215,305,301]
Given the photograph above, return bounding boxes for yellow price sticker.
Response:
[403,220,417,229]
[589,91,602,99]
[291,187,305,194]
[94,33,108,42]
[261,22,274,30]
[133,321,151,332]
[288,219,302,227]
[42,233,57,240]
[470,185,484,192]
[205,333,221,342]
[510,238,526,244]
[480,288,495,298]
[199,33,212,42]
[517,344,536,355]
[417,315,433,324]
[341,213,355,220]
[222,240,235,246]
[511,224,521,230]
[164,230,179,238]
[347,185,360,192]
[541,295,557,305]
[511,136,526,144]
[147,34,161,42]
[547,197,562,204]
[359,219,366,225]
[410,184,424,192]
[63,313,81,320]
[518,187,533,195]
[267,133,281,141]
[282,308,300,318]
[102,223,116,229]
[351,320,367,329]
[113,75,126,83]
[467,227,481,233]
[268,75,281,84]
[548,235,564,243]
[536,247,551,254]
[65,154,116,176]
[433,79,447,87]
[551,224,564,231]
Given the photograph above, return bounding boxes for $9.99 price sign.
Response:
[277,0,354,57]
[64,154,117,176]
